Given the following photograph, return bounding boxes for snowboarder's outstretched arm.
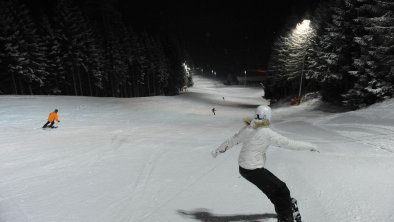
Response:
[267,129,318,152]
[212,126,248,158]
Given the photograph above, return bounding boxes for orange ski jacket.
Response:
[48,112,59,122]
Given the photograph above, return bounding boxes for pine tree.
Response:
[40,14,66,94]
[267,18,316,98]
[85,1,132,98]
[161,35,187,95]
[266,26,294,98]
[141,32,168,96]
[123,27,141,97]
[129,32,149,97]
[153,39,170,95]
[343,0,394,108]
[0,0,191,99]
[81,24,105,97]
[54,0,103,96]
[0,0,47,95]
[0,0,18,94]
[306,0,356,103]
[104,32,128,97]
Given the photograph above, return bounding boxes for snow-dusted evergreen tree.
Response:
[306,0,356,103]
[117,27,138,97]
[40,14,66,94]
[115,26,134,97]
[140,32,169,96]
[78,16,105,97]
[0,0,189,98]
[268,18,316,97]
[84,35,105,96]
[162,35,187,95]
[0,0,18,94]
[90,3,133,98]
[128,32,149,97]
[266,26,293,98]
[54,0,103,96]
[117,25,146,98]
[268,0,393,108]
[0,0,47,95]
[152,39,170,95]
[104,32,128,97]
[54,0,83,95]
[343,0,394,108]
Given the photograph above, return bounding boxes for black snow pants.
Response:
[239,166,293,219]
[42,121,55,128]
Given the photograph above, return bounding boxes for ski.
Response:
[42,126,58,129]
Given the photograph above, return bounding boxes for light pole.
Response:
[298,48,308,99]
[244,70,247,87]
[297,19,311,100]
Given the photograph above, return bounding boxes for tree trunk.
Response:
[18,79,25,95]
[147,72,151,96]
[28,84,33,95]
[11,73,18,94]
[72,65,78,96]
[129,82,133,97]
[132,69,138,97]
[110,74,115,97]
[87,70,93,96]
[153,78,157,96]
[123,84,128,97]
[77,68,83,96]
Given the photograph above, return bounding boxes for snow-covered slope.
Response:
[0,75,393,222]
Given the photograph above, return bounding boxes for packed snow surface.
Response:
[1,75,393,222]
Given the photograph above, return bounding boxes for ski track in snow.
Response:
[1,75,394,222]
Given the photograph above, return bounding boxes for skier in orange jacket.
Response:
[42,109,60,128]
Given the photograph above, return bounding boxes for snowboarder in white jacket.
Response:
[211,105,318,222]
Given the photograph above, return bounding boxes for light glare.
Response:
[296,19,311,34]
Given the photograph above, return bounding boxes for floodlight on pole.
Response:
[296,20,310,33]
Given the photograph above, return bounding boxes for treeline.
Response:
[0,0,190,97]
[267,0,394,109]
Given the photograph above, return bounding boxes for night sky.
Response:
[119,0,320,77]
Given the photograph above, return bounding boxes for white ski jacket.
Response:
[214,119,317,170]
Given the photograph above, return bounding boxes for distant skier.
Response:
[211,105,318,222]
[42,109,60,128]
[212,107,216,115]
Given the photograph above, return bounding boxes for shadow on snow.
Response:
[177,209,277,222]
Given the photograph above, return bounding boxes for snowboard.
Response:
[292,198,302,222]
